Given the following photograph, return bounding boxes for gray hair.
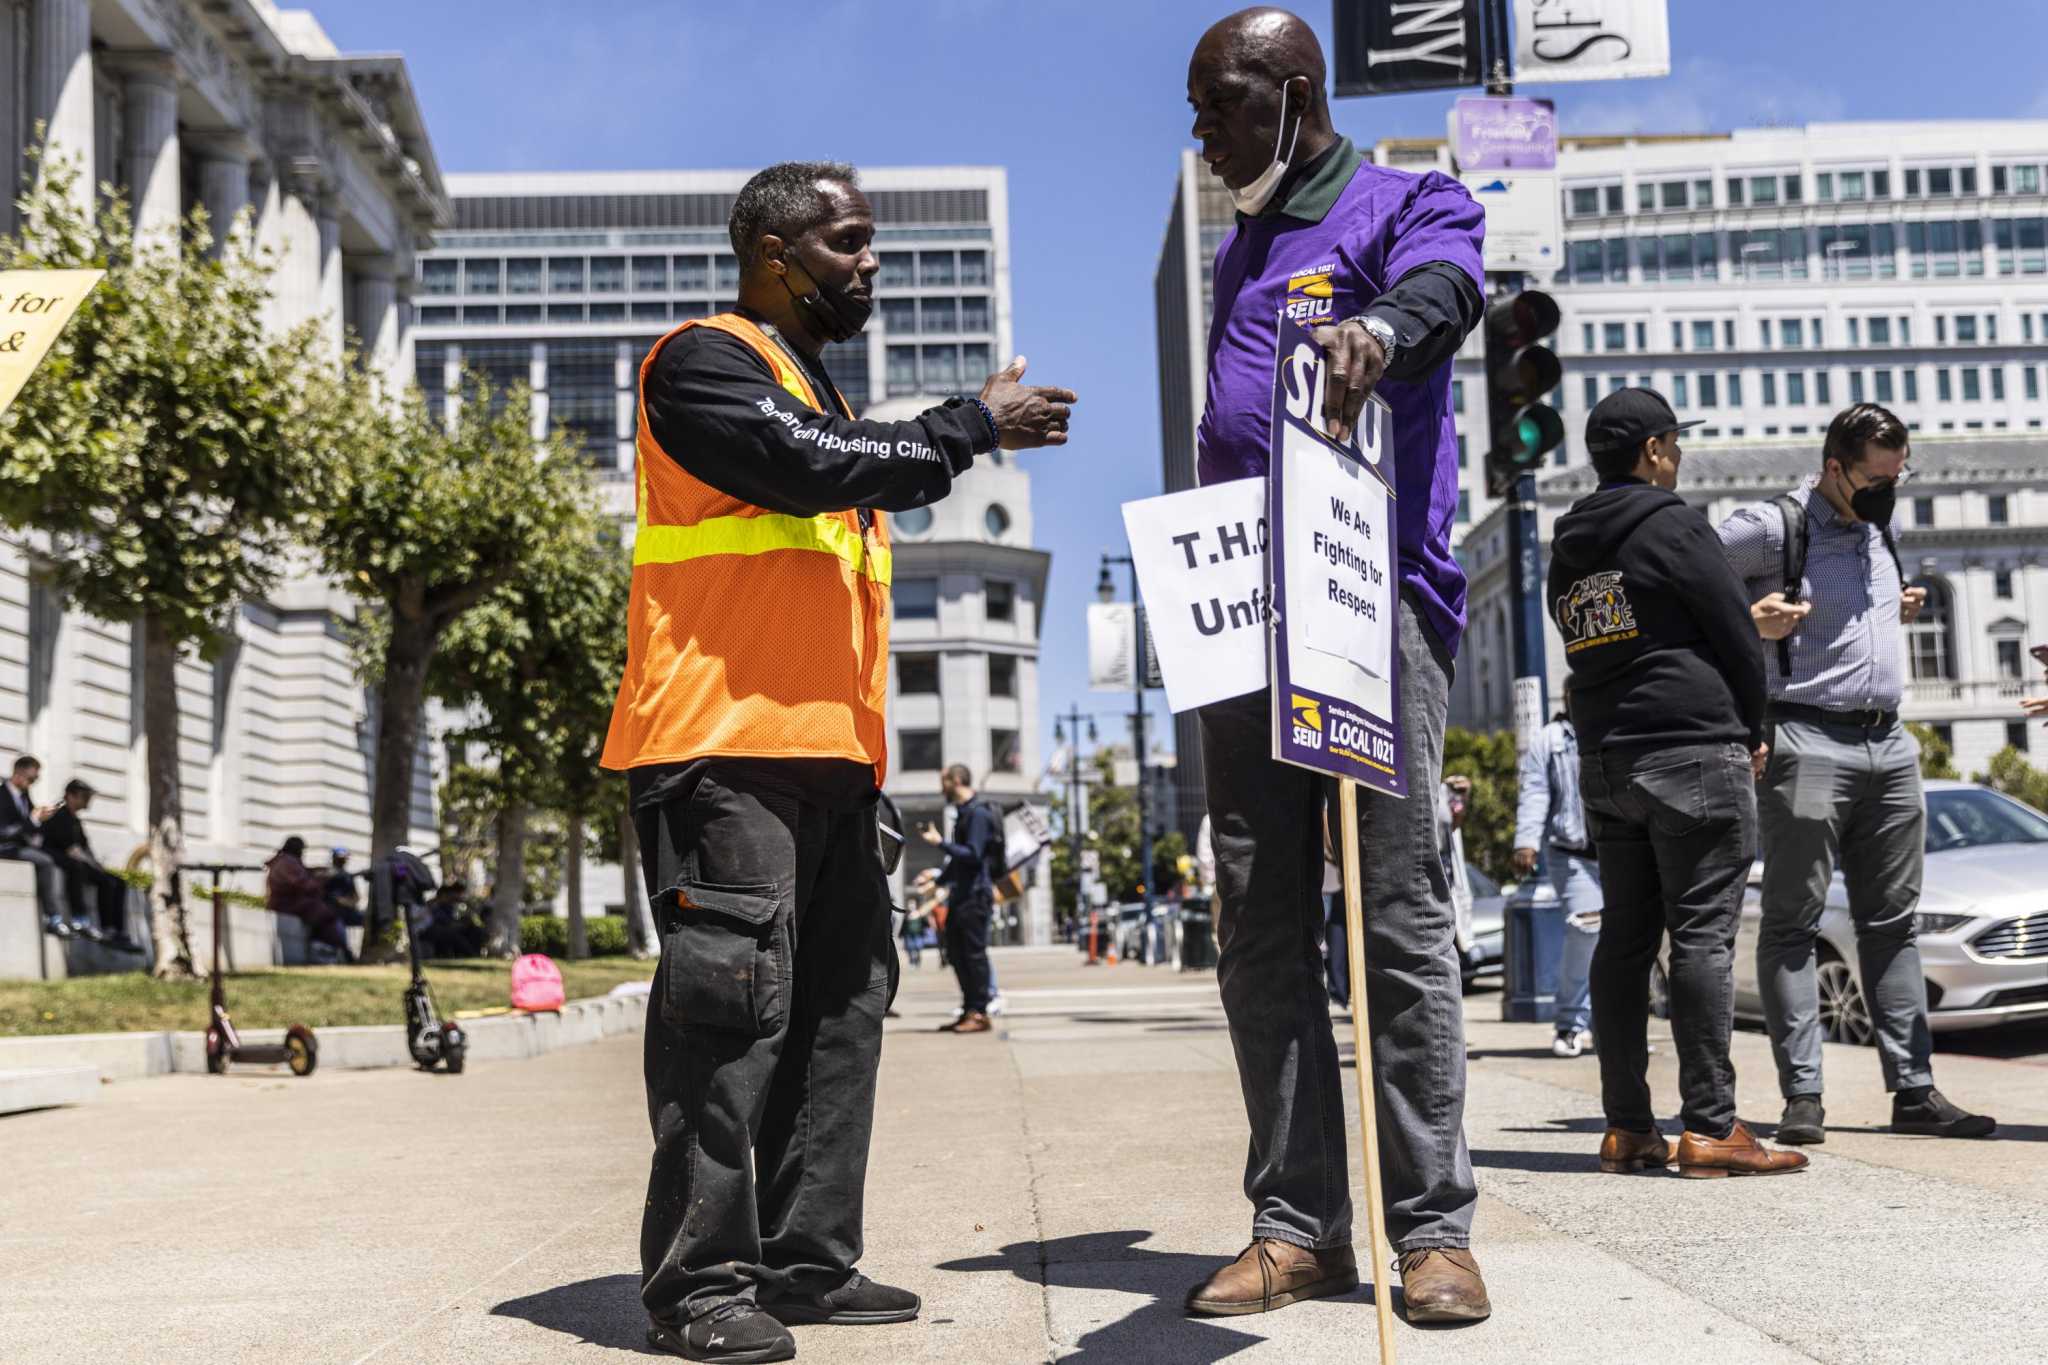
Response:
[728,161,859,269]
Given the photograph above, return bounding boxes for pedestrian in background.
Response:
[921,764,1003,1035]
[1513,713,1600,1058]
[1550,388,1806,1180]
[1718,402,1995,1143]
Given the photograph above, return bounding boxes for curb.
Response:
[0,992,649,1086]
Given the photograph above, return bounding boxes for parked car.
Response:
[1655,781,2048,1039]
[1463,862,1506,989]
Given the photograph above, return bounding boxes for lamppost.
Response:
[1099,553,1155,938]
[1051,705,1098,939]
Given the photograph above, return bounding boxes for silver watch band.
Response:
[1349,314,1398,364]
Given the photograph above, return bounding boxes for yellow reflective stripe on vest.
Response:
[633,511,893,584]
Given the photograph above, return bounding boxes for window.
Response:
[1955,314,1977,344]
[1691,320,1715,351]
[1995,568,2015,599]
[1937,315,1949,344]
[919,253,956,286]
[1762,372,1778,406]
[1570,186,1600,217]
[959,250,990,286]
[1816,171,1833,202]
[549,257,584,292]
[1749,175,1778,205]
[983,504,1012,539]
[1937,368,1953,402]
[546,302,584,323]
[1851,370,1865,403]
[715,256,740,291]
[464,259,500,294]
[1783,174,1803,202]
[1781,319,1803,348]
[505,304,541,325]
[1900,316,1913,343]
[2007,721,2031,754]
[1992,368,2006,401]
[1727,176,1744,206]
[1582,376,1599,408]
[1723,320,1735,348]
[1989,494,2010,525]
[1671,374,1689,407]
[1987,313,2000,342]
[920,297,958,333]
[886,345,917,396]
[420,259,459,295]
[1906,579,1955,681]
[1997,636,2024,678]
[673,256,709,291]
[1786,372,1806,404]
[1726,372,1743,405]
[1694,177,1713,207]
[959,296,991,332]
[1699,373,1719,408]
[897,654,940,695]
[1929,167,1954,196]
[1671,320,1685,350]
[899,729,943,772]
[895,577,939,620]
[1603,322,1627,351]
[881,298,917,335]
[1904,370,1919,402]
[1849,317,1861,345]
[892,505,933,535]
[507,257,543,294]
[1582,322,1595,352]
[1634,321,1647,351]
[1868,316,1891,345]
[991,729,1023,775]
[460,304,500,324]
[1913,496,1934,527]
[2028,367,2041,401]
[1605,185,1624,214]
[2019,165,2043,194]
[988,653,1018,698]
[630,255,667,292]
[588,302,624,322]
[631,302,668,322]
[1815,372,1830,404]
[921,345,960,391]
[984,578,1016,622]
[962,343,991,376]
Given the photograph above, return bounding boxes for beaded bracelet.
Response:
[969,397,1002,448]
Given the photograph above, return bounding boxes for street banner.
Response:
[1267,317,1405,797]
[1087,601,1138,691]
[0,269,104,416]
[1333,0,1488,96]
[1121,478,1268,713]
[1511,0,1671,84]
[1450,95,1561,273]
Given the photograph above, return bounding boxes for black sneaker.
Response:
[1777,1094,1826,1145]
[766,1271,921,1326]
[646,1301,795,1363]
[1891,1087,1997,1139]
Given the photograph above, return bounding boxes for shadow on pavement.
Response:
[1469,1147,1602,1175]
[491,1274,658,1356]
[938,1230,1385,1362]
[1818,1122,2048,1142]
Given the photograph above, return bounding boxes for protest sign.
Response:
[0,269,104,416]
[1121,478,1268,713]
[1267,316,1405,797]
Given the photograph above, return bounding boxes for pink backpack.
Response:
[510,953,566,1012]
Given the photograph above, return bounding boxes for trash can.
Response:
[1176,899,1217,972]
[1502,875,1560,1024]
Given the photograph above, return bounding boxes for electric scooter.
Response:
[197,863,318,1077]
[388,848,465,1074]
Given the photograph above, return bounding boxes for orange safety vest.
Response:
[600,312,892,782]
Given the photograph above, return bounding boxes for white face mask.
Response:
[1229,79,1303,216]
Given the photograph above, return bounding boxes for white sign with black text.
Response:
[1121,478,1269,714]
[1511,0,1672,84]
[1281,401,1393,683]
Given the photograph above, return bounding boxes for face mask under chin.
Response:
[779,255,873,344]
[1229,80,1303,216]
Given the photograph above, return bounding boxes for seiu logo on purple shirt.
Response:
[1282,265,1340,328]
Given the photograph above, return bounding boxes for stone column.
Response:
[352,256,400,385]
[193,136,253,258]
[113,53,180,249]
[317,197,345,359]
[29,0,95,215]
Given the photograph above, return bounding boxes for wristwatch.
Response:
[1351,314,1399,369]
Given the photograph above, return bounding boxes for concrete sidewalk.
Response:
[2,945,2044,1364]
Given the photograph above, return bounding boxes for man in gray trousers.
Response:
[1716,403,1995,1143]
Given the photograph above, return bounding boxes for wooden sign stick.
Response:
[1338,778,1398,1364]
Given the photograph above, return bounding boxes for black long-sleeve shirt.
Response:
[1364,261,1483,381]
[641,313,998,516]
[937,798,1003,901]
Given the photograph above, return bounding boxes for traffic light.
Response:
[1482,289,1565,498]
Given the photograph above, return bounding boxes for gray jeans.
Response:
[1756,716,1934,1098]
[1198,592,1475,1253]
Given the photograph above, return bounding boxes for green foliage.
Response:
[1908,723,1962,780]
[1442,727,1521,885]
[0,150,337,650]
[520,913,630,958]
[1973,747,2048,812]
[1048,751,1191,919]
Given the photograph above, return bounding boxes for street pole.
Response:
[1052,704,1096,941]
[1101,552,1155,959]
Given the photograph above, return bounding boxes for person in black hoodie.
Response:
[1548,388,1805,1181]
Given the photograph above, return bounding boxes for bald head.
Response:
[1187,6,1335,195]
[1194,7,1328,90]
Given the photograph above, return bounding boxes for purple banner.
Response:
[1452,96,1558,171]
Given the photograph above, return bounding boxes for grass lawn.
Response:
[0,957,656,1037]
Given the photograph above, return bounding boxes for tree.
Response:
[0,153,335,978]
[1908,722,1962,780]
[1047,750,1188,919]
[429,498,625,956]
[307,369,587,955]
[1974,747,2048,812]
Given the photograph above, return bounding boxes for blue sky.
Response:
[319,0,2045,767]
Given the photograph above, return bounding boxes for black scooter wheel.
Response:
[443,1024,465,1075]
[285,1025,319,1077]
[204,1026,226,1076]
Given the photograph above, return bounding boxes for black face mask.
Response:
[1841,469,1898,527]
[778,248,872,345]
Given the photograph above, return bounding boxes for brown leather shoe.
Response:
[1185,1239,1357,1316]
[1598,1127,1672,1174]
[1397,1248,1490,1323]
[948,1011,992,1034]
[1674,1121,1810,1179]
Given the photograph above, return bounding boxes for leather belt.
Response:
[1549,841,1597,860]
[1769,701,1899,731]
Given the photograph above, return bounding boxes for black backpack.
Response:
[1772,493,1903,677]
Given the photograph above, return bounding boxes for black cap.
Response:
[1584,387,1704,456]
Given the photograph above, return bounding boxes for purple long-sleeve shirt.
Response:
[1198,146,1484,658]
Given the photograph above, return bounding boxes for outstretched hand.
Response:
[1309,319,1390,445]
[979,356,1077,450]
[1751,592,1811,641]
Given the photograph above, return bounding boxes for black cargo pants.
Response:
[632,759,897,1323]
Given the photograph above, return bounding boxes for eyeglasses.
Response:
[1848,464,1916,491]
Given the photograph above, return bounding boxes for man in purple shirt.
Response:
[1180,8,1491,1326]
